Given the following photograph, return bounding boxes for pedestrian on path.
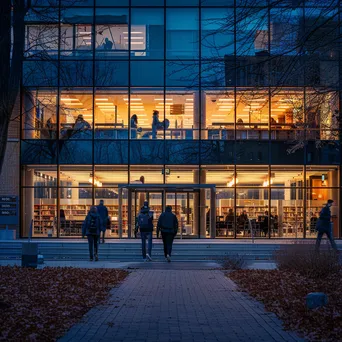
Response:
[315,199,338,252]
[137,201,154,261]
[82,206,101,261]
[97,199,109,243]
[157,205,178,262]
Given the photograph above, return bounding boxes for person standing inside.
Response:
[157,206,178,263]
[82,206,101,261]
[130,114,138,139]
[152,110,160,139]
[97,199,109,244]
[137,201,154,261]
[315,199,338,252]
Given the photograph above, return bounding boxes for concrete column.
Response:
[23,168,34,237]
[24,91,35,139]
[193,169,207,238]
[194,91,206,139]
[118,188,123,238]
[210,187,216,238]
[328,169,339,237]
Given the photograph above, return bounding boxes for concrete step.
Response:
[0,241,340,261]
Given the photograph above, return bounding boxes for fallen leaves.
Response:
[229,269,342,341]
[0,266,128,342]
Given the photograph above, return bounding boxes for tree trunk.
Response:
[0,0,26,175]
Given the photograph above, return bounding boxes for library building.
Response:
[18,1,341,239]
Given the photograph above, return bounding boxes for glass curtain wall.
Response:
[21,1,341,238]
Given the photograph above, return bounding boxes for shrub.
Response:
[274,244,341,279]
[220,254,246,270]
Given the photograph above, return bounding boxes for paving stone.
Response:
[59,269,303,342]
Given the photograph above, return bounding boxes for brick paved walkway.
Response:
[60,270,302,342]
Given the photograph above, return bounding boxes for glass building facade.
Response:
[21,0,341,239]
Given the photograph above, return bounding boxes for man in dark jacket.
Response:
[315,199,338,252]
[82,206,101,261]
[97,200,108,244]
[157,206,178,262]
[137,201,154,261]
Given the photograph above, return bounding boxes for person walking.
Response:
[157,206,178,263]
[137,201,154,261]
[97,199,109,243]
[82,206,101,261]
[315,199,338,252]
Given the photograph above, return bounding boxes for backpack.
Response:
[139,213,151,229]
[88,216,98,235]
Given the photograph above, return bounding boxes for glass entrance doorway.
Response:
[129,190,196,238]
[118,184,216,239]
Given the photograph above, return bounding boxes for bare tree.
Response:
[168,0,341,153]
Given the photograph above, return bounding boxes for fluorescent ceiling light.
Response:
[130,42,144,45]
[123,32,144,34]
[124,98,141,101]
[96,103,114,106]
[212,114,227,117]
[218,99,234,101]
[186,98,193,101]
[95,98,108,101]
[246,98,267,102]
[64,103,83,106]
[218,108,233,111]
[154,98,173,101]
[61,98,79,101]
[271,109,285,112]
[124,37,144,39]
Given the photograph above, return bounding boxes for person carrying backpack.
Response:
[315,199,338,252]
[97,199,109,244]
[137,201,154,261]
[157,206,178,263]
[82,206,101,261]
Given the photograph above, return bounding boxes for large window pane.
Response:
[164,90,197,140]
[271,189,304,238]
[22,89,57,140]
[60,90,93,139]
[95,88,128,139]
[60,8,94,59]
[131,8,164,59]
[270,88,304,140]
[25,25,59,59]
[205,90,235,140]
[95,8,129,59]
[129,88,164,139]
[306,89,339,141]
[236,89,269,139]
[166,9,199,59]
[201,8,234,58]
[130,61,164,86]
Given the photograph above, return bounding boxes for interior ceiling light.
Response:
[154,98,173,101]
[123,98,141,101]
[60,98,79,101]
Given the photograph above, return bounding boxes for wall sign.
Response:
[0,196,18,225]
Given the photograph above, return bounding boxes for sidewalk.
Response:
[59,268,301,342]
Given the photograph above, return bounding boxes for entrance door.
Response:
[124,186,214,239]
[130,190,164,238]
[165,192,194,238]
